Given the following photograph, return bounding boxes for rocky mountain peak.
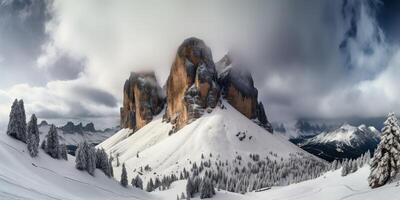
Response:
[60,121,97,134]
[121,38,272,133]
[164,37,219,131]
[120,71,165,130]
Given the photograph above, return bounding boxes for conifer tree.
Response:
[46,125,60,159]
[18,100,27,143]
[27,114,40,157]
[369,113,400,188]
[7,99,27,142]
[120,163,128,187]
[146,178,154,192]
[86,144,96,175]
[132,175,143,190]
[7,99,19,139]
[60,144,68,160]
[75,143,87,170]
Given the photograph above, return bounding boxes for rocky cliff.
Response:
[121,38,272,133]
[218,57,273,133]
[163,38,219,131]
[120,72,165,130]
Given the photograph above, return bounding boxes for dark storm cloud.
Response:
[0,0,86,87]
[36,100,112,119]
[74,86,118,108]
[376,0,400,44]
[0,0,48,63]
[46,55,85,80]
[0,0,49,87]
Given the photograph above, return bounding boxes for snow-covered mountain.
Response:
[98,38,327,193]
[274,120,334,139]
[295,124,380,161]
[38,121,118,155]
[98,101,324,183]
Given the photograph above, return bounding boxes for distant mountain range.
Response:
[38,121,118,155]
[290,124,380,161]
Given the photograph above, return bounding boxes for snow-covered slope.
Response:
[144,166,400,200]
[98,101,315,181]
[297,124,380,161]
[247,166,399,200]
[0,133,151,200]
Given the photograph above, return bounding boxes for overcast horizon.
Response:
[1,0,400,130]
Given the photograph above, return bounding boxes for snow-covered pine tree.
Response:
[369,112,400,188]
[146,178,154,192]
[186,177,194,198]
[18,100,27,143]
[120,163,128,187]
[86,145,96,175]
[60,144,68,160]
[7,99,27,142]
[27,114,40,157]
[132,175,143,189]
[199,177,215,199]
[75,141,96,175]
[75,142,87,170]
[96,148,112,177]
[46,125,60,159]
[351,159,358,173]
[7,99,19,139]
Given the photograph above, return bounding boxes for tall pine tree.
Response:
[7,99,27,142]
[369,113,400,188]
[46,125,60,159]
[18,100,27,143]
[27,114,40,157]
[120,163,128,187]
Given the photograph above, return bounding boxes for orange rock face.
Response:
[225,85,257,119]
[120,72,164,131]
[164,38,219,131]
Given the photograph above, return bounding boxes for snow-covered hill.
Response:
[296,124,380,161]
[98,101,321,182]
[0,133,151,200]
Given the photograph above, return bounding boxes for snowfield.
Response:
[0,119,396,199]
[0,133,151,200]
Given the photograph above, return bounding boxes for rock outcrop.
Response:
[38,120,48,127]
[120,71,165,130]
[219,57,273,133]
[83,122,96,132]
[60,122,98,133]
[164,38,219,131]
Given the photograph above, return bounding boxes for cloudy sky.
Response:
[0,0,399,130]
